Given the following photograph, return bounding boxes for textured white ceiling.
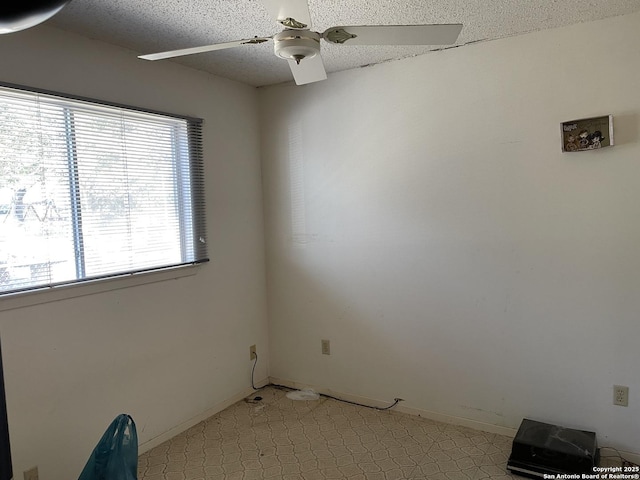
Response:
[49,0,640,87]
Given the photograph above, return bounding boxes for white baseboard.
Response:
[138,377,269,454]
[270,377,640,465]
[395,403,517,438]
[270,376,514,438]
[139,376,640,467]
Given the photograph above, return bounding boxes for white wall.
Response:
[0,26,268,478]
[260,12,640,453]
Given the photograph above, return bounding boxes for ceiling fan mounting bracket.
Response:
[324,28,358,44]
[279,17,307,29]
[274,30,320,62]
[241,37,269,45]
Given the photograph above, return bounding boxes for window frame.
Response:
[0,82,208,301]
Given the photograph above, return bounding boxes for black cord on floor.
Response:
[320,392,403,411]
[599,446,639,467]
[251,352,260,390]
[249,351,402,410]
[270,382,403,411]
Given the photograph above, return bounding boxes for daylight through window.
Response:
[0,84,207,295]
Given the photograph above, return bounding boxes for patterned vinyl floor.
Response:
[138,386,517,480]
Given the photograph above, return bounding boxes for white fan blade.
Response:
[261,0,312,29]
[323,24,463,45]
[287,55,327,85]
[139,37,271,61]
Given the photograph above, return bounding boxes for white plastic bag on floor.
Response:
[286,389,320,401]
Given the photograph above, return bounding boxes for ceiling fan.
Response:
[139,0,463,85]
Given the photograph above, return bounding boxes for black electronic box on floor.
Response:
[507,418,599,478]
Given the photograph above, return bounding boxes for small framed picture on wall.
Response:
[561,115,613,152]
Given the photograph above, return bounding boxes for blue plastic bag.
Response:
[78,414,138,480]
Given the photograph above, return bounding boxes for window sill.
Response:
[0,264,200,313]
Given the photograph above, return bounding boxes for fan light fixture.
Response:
[274,30,320,64]
[0,1,71,34]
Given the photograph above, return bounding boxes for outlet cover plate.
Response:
[24,466,38,480]
[614,385,629,406]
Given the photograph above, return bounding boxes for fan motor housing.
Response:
[274,30,320,62]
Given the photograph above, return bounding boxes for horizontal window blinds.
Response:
[0,84,207,295]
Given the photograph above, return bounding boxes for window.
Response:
[0,84,207,295]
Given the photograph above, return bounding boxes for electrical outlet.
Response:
[613,385,629,407]
[321,339,330,355]
[249,344,256,360]
[24,466,38,480]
